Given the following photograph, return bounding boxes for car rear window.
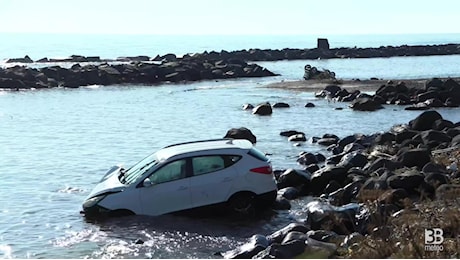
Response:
[248,147,269,162]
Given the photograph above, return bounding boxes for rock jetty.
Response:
[6,42,460,64]
[0,56,276,89]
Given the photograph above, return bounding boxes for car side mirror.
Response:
[143,178,154,187]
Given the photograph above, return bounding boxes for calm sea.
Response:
[1,33,460,259]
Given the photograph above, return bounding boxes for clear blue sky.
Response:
[0,0,459,35]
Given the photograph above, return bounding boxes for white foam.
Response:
[0,244,13,259]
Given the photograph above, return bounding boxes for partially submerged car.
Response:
[82,139,277,218]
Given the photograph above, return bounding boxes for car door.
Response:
[189,155,240,208]
[138,159,192,216]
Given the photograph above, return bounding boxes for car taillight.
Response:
[250,166,272,175]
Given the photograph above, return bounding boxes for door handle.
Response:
[177,186,188,191]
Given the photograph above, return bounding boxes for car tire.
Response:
[228,192,256,216]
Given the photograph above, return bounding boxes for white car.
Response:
[82,139,277,218]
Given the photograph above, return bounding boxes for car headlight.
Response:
[83,195,106,209]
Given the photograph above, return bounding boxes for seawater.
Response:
[1,34,460,259]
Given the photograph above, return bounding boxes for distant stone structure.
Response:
[317,38,330,50]
[303,64,335,80]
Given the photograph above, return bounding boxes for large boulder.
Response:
[222,234,269,259]
[223,127,257,144]
[280,130,304,137]
[387,171,425,192]
[252,102,272,115]
[272,102,290,108]
[267,223,310,244]
[408,110,443,131]
[305,201,361,234]
[277,168,311,189]
[310,166,348,195]
[396,148,431,169]
[420,129,452,148]
[349,97,383,111]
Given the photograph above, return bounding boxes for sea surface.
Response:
[1,33,460,259]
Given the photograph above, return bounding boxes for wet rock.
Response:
[305,102,315,107]
[223,234,269,259]
[317,137,338,146]
[349,97,383,111]
[337,151,368,170]
[324,180,342,194]
[242,103,254,110]
[310,166,348,195]
[272,102,290,108]
[343,142,366,154]
[267,223,310,244]
[280,130,304,137]
[278,187,300,200]
[252,102,272,116]
[224,127,257,144]
[374,132,395,145]
[330,181,362,205]
[297,152,318,165]
[272,195,291,210]
[408,110,443,131]
[337,135,357,148]
[134,238,144,244]
[288,133,307,142]
[305,201,361,235]
[315,153,327,162]
[277,168,311,189]
[306,230,341,244]
[280,231,308,255]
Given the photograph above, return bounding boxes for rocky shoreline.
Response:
[222,111,460,258]
[267,77,460,111]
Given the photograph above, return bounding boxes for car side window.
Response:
[192,155,241,176]
[150,159,186,184]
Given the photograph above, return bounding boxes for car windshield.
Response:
[120,153,159,185]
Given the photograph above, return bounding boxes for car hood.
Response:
[85,165,126,200]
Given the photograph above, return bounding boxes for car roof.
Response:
[155,139,253,161]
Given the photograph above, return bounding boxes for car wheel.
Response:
[228,193,255,216]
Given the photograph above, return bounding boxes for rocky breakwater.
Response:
[180,43,460,61]
[315,78,460,111]
[223,111,459,258]
[0,56,276,89]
